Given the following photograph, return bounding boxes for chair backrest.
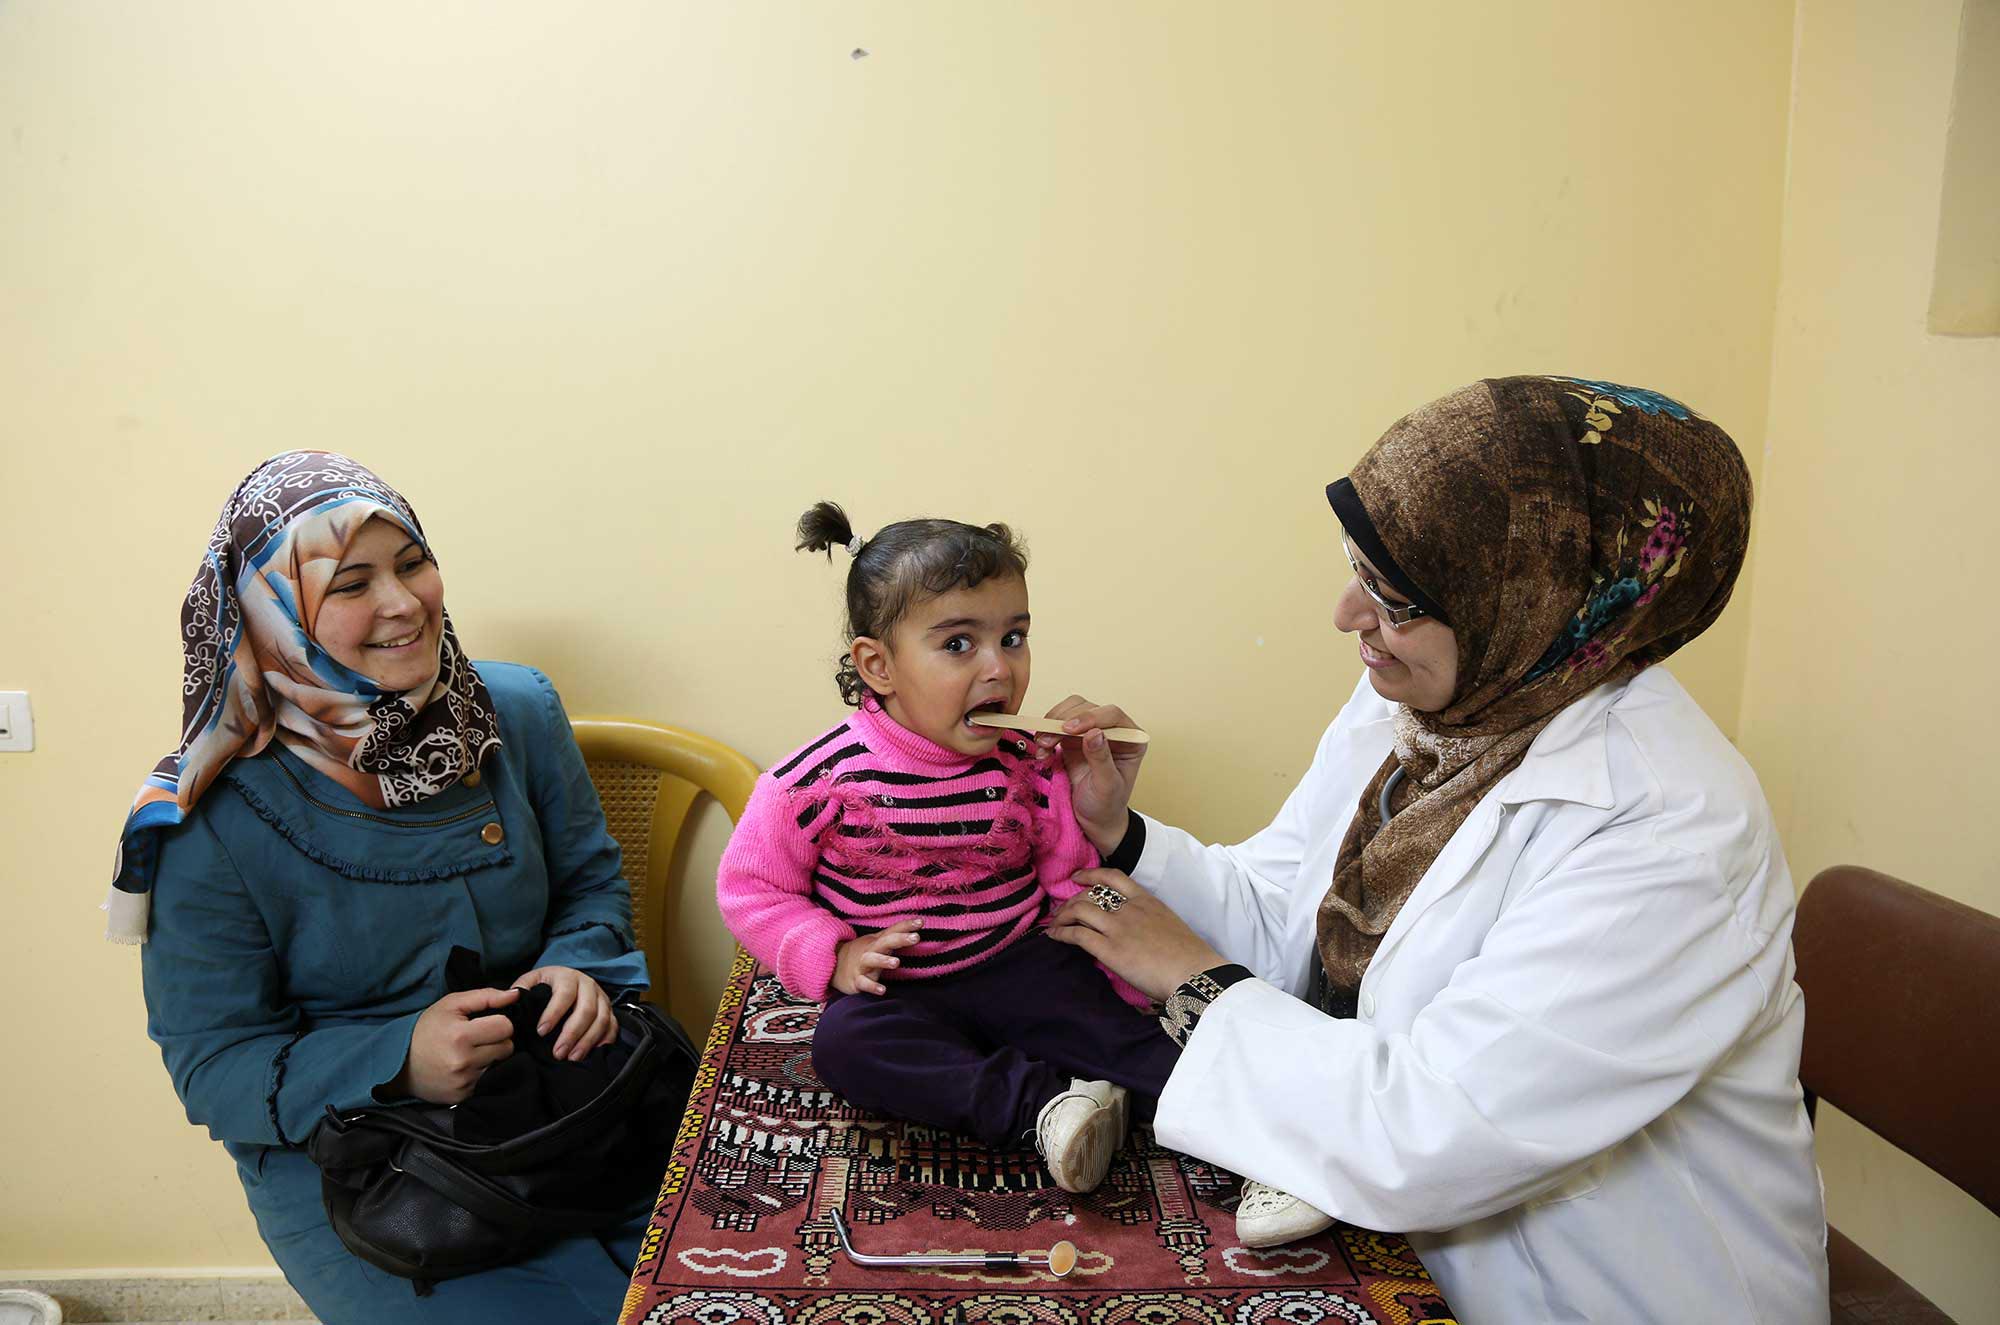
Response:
[571,718,759,1011]
[1794,864,2000,1217]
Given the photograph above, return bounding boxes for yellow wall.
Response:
[1738,0,2000,1318]
[0,1,1798,1273]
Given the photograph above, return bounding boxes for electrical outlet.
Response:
[0,691,35,752]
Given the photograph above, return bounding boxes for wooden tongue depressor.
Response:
[966,711,1150,745]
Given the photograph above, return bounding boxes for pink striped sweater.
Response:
[717,700,1146,1008]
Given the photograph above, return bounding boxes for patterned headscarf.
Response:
[1315,376,1752,992]
[105,451,500,943]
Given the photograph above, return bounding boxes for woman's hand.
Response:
[515,965,620,1061]
[390,986,521,1104]
[1036,695,1148,855]
[833,920,923,996]
[1046,869,1226,1003]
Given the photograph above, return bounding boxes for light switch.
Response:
[0,691,34,752]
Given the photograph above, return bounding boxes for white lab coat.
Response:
[1143,668,1828,1324]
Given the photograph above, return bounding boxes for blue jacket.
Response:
[142,662,648,1158]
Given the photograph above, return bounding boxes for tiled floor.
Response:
[0,1278,316,1324]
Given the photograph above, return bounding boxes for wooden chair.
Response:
[1794,865,2000,1325]
[571,717,759,1014]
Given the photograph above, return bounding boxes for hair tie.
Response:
[846,534,864,556]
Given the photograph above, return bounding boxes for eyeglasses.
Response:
[1341,538,1429,629]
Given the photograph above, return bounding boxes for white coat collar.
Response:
[1361,677,1627,980]
[1488,678,1623,811]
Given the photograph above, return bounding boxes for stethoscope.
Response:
[1378,764,1407,826]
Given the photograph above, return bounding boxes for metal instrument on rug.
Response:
[829,1209,1079,1278]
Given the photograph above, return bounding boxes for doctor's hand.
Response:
[834,920,923,996]
[1046,869,1225,1003]
[1035,695,1148,855]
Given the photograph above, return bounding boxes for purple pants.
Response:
[811,933,1181,1147]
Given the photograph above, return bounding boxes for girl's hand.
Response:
[390,986,521,1104]
[1047,869,1225,1003]
[1036,695,1148,855]
[515,965,619,1061]
[834,920,923,996]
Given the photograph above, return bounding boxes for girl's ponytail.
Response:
[796,501,856,558]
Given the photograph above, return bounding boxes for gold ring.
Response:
[1086,883,1126,913]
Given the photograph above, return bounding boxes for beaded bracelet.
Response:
[1158,963,1254,1047]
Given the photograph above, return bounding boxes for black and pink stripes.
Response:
[778,726,1053,978]
[717,700,1103,1003]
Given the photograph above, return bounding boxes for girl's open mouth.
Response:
[963,698,1012,731]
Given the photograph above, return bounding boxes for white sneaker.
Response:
[1104,1080,1130,1139]
[1235,1179,1335,1247]
[1035,1078,1126,1193]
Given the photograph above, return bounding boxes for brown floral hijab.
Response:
[1316,376,1753,992]
[105,451,500,943]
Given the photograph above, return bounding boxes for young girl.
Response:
[715,503,1177,1196]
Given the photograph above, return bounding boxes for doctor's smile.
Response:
[1355,638,1399,670]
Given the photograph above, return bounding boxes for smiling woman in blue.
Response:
[113,451,649,1325]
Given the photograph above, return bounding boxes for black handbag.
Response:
[307,954,697,1294]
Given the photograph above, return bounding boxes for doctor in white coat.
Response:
[1046,376,1828,1323]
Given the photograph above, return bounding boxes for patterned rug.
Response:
[621,950,1457,1325]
